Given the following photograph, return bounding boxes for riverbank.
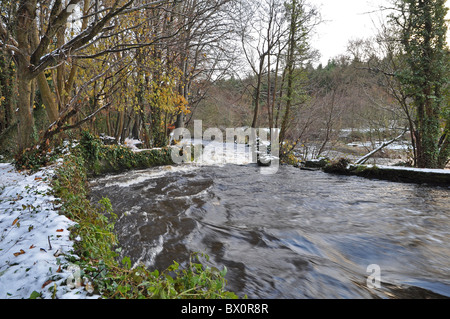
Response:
[0,161,95,299]
[0,133,237,299]
[298,157,450,186]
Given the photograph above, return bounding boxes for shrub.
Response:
[78,130,173,176]
[323,158,351,174]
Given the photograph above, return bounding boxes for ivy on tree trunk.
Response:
[392,0,449,168]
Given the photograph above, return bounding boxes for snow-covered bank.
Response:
[0,163,95,299]
[322,158,450,186]
[371,164,450,174]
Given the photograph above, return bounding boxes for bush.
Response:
[323,158,351,174]
[100,253,238,299]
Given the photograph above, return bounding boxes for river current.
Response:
[89,146,450,299]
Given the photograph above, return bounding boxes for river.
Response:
[89,147,450,299]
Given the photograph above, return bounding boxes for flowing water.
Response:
[89,146,450,299]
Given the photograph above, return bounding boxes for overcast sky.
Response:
[312,0,450,66]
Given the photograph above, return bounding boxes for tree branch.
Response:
[31,0,83,65]
[355,66,396,77]
[29,0,172,78]
[62,102,111,132]
[355,129,408,165]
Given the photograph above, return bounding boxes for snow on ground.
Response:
[123,138,142,151]
[347,141,411,151]
[0,163,96,299]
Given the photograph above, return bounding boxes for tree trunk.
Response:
[140,108,151,148]
[414,87,441,168]
[251,58,265,129]
[15,1,37,153]
[279,36,295,145]
[355,130,407,165]
[37,72,59,123]
[0,54,16,132]
[106,110,112,137]
[16,68,35,152]
[437,118,450,168]
[132,112,140,140]
[176,112,184,129]
[267,46,272,130]
[115,108,125,144]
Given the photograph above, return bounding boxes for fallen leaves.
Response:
[42,279,53,289]
[0,164,80,299]
[12,194,23,202]
[13,249,25,257]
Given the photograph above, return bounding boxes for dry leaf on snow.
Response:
[13,249,25,257]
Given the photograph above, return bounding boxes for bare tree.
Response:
[237,0,289,129]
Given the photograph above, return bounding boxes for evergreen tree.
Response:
[391,0,449,168]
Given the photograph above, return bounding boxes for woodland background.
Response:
[0,0,449,168]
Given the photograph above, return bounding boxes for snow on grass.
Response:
[0,163,96,299]
[347,163,450,174]
[123,138,142,151]
[347,141,411,151]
